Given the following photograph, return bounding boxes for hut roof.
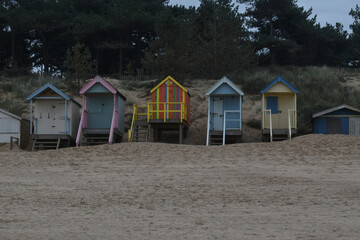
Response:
[150,76,188,94]
[261,76,299,94]
[312,104,360,118]
[0,108,21,120]
[206,76,244,96]
[26,83,81,107]
[80,76,126,101]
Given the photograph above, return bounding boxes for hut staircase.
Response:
[81,133,109,146]
[129,105,151,142]
[32,135,61,151]
[263,109,296,142]
[209,133,223,145]
[130,121,151,142]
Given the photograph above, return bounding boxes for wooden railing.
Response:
[76,109,88,146]
[34,118,38,134]
[147,102,187,123]
[288,109,296,140]
[263,109,273,142]
[222,110,242,146]
[109,109,119,144]
[128,102,188,142]
[128,105,147,142]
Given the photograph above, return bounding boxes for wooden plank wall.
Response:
[151,79,190,123]
[20,119,30,149]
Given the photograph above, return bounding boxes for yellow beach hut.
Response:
[261,76,298,142]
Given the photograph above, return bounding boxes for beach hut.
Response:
[76,76,126,146]
[312,104,360,136]
[27,83,81,150]
[0,108,30,149]
[261,76,298,142]
[205,76,244,146]
[128,76,190,144]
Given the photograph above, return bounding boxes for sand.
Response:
[1,134,360,239]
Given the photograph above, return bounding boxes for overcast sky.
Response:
[169,0,359,33]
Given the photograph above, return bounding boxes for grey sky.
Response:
[169,0,359,32]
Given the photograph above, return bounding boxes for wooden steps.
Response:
[209,134,223,145]
[130,121,150,142]
[32,135,61,151]
[81,134,109,146]
[80,128,123,146]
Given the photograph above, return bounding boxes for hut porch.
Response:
[31,134,71,151]
[209,129,242,145]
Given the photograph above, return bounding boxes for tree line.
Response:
[0,0,359,80]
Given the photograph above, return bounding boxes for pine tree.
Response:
[349,5,360,66]
[64,42,96,94]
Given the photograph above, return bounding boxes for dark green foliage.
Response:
[144,1,256,79]
[64,42,96,94]
[349,5,360,67]
[142,5,197,79]
[0,0,359,78]
[239,0,318,66]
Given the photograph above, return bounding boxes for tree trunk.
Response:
[96,47,100,74]
[119,47,123,75]
[10,29,15,67]
[269,21,277,66]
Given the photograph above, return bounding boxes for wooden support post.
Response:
[64,100,68,135]
[179,124,183,144]
[30,99,33,134]
[153,127,158,142]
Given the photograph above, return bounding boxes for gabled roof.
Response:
[206,76,244,96]
[26,83,81,107]
[80,75,126,100]
[0,108,21,120]
[150,76,188,94]
[261,75,299,94]
[312,104,360,118]
[27,83,70,101]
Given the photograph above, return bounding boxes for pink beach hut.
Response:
[76,76,126,146]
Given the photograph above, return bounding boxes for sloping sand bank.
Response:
[1,134,360,239]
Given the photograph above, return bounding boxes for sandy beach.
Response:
[1,134,360,239]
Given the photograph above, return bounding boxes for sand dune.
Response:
[1,134,360,239]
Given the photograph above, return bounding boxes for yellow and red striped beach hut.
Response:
[150,76,190,123]
[128,76,190,144]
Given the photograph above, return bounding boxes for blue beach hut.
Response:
[312,104,360,136]
[206,76,244,145]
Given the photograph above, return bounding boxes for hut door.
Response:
[88,95,113,129]
[49,102,60,134]
[213,97,224,130]
[38,101,58,134]
[326,118,342,134]
[266,97,278,114]
[349,118,360,136]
